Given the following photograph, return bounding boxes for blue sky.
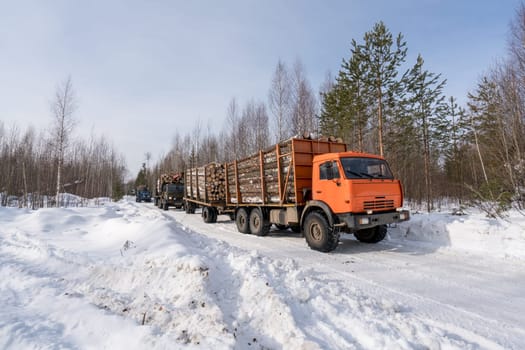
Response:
[0,0,521,177]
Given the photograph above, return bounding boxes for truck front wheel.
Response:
[354,225,387,243]
[249,208,270,236]
[163,201,169,211]
[304,212,339,252]
[236,208,250,234]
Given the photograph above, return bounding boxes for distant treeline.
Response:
[3,7,524,216]
[0,122,127,208]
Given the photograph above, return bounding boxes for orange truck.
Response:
[184,137,409,252]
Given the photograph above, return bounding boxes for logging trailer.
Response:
[183,137,409,252]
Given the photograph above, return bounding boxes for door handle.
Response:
[316,190,322,193]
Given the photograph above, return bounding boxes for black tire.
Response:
[202,206,217,223]
[185,202,196,214]
[303,212,339,252]
[354,225,387,243]
[274,224,288,230]
[249,208,270,236]
[236,208,251,234]
[163,201,169,211]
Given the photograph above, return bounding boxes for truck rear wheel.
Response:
[304,212,339,252]
[236,208,250,234]
[202,206,217,223]
[249,208,270,236]
[185,202,196,214]
[354,225,387,243]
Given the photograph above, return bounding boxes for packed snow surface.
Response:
[1,198,524,349]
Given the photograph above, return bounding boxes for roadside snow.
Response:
[0,199,524,349]
[395,210,525,260]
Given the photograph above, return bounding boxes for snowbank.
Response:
[1,199,524,349]
[393,209,525,260]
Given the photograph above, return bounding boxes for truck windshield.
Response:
[167,184,184,193]
[340,157,394,179]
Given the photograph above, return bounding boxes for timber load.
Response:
[226,137,346,205]
[185,163,226,203]
[157,172,183,192]
[160,173,183,184]
[184,137,346,207]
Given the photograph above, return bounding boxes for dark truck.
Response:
[155,173,185,210]
[135,185,152,202]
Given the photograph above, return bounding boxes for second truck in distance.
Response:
[155,173,184,211]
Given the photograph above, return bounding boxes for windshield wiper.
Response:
[346,170,373,178]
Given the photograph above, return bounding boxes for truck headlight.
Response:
[169,196,172,200]
[399,212,407,220]
[358,217,370,225]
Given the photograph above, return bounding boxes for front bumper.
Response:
[337,210,410,230]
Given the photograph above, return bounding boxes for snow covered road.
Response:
[170,204,525,349]
[1,198,524,349]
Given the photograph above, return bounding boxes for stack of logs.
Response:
[160,173,183,184]
[226,142,294,204]
[188,136,344,204]
[186,163,226,202]
[205,163,226,201]
[300,132,344,143]
[157,172,183,193]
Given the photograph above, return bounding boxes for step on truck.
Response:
[155,173,184,211]
[183,137,409,252]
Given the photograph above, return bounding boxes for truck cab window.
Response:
[340,157,394,179]
[320,161,340,180]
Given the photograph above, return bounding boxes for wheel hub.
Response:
[311,223,322,241]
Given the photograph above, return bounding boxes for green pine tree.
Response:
[358,21,408,156]
[135,162,147,188]
[404,54,447,211]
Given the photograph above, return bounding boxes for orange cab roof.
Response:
[313,151,385,162]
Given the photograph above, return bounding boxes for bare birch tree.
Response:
[51,76,77,207]
[268,60,292,142]
[290,59,317,137]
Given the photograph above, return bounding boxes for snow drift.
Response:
[1,198,524,349]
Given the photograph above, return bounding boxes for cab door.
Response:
[313,160,349,214]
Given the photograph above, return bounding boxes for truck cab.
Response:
[313,152,404,214]
[136,188,152,202]
[301,152,409,249]
[159,182,184,210]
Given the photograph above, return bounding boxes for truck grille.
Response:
[363,199,394,210]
